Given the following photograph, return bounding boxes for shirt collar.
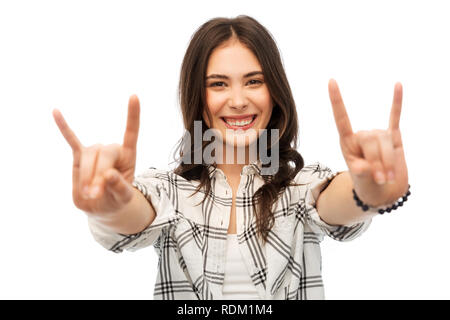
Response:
[206,159,263,180]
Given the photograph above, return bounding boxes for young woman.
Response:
[52,15,410,300]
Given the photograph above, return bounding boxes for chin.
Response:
[221,129,259,148]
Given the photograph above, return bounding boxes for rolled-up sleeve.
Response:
[88,168,179,253]
[299,162,372,242]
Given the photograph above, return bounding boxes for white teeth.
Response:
[224,117,254,127]
[227,120,251,126]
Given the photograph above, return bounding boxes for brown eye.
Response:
[209,81,226,87]
[247,79,263,85]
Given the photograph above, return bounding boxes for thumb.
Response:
[104,168,134,204]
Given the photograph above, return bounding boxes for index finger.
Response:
[389,82,403,130]
[52,108,83,153]
[328,79,354,138]
[122,94,141,150]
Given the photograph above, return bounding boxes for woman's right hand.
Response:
[52,95,141,219]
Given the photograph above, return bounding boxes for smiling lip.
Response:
[221,115,257,130]
[222,114,256,120]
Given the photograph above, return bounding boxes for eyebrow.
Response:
[205,71,263,80]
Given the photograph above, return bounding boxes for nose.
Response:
[228,87,248,110]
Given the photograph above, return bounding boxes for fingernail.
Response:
[387,171,395,183]
[375,171,386,185]
[89,185,100,198]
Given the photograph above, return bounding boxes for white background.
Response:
[1,0,449,299]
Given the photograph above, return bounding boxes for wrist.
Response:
[353,184,411,214]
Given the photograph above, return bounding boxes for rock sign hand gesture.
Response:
[52,95,141,217]
[328,79,409,207]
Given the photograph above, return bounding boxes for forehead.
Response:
[206,41,262,74]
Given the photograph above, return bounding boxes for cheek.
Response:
[206,92,225,114]
[252,89,273,120]
[205,92,225,127]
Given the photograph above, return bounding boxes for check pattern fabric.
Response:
[88,161,372,300]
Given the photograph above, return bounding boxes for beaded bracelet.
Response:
[352,184,411,214]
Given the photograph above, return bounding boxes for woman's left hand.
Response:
[328,79,409,207]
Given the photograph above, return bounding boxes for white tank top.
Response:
[221,234,261,300]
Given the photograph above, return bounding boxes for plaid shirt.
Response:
[88,161,371,300]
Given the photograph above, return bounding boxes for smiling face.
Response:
[203,39,274,149]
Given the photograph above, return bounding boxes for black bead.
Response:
[353,185,410,216]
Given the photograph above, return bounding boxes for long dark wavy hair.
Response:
[173,15,305,243]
